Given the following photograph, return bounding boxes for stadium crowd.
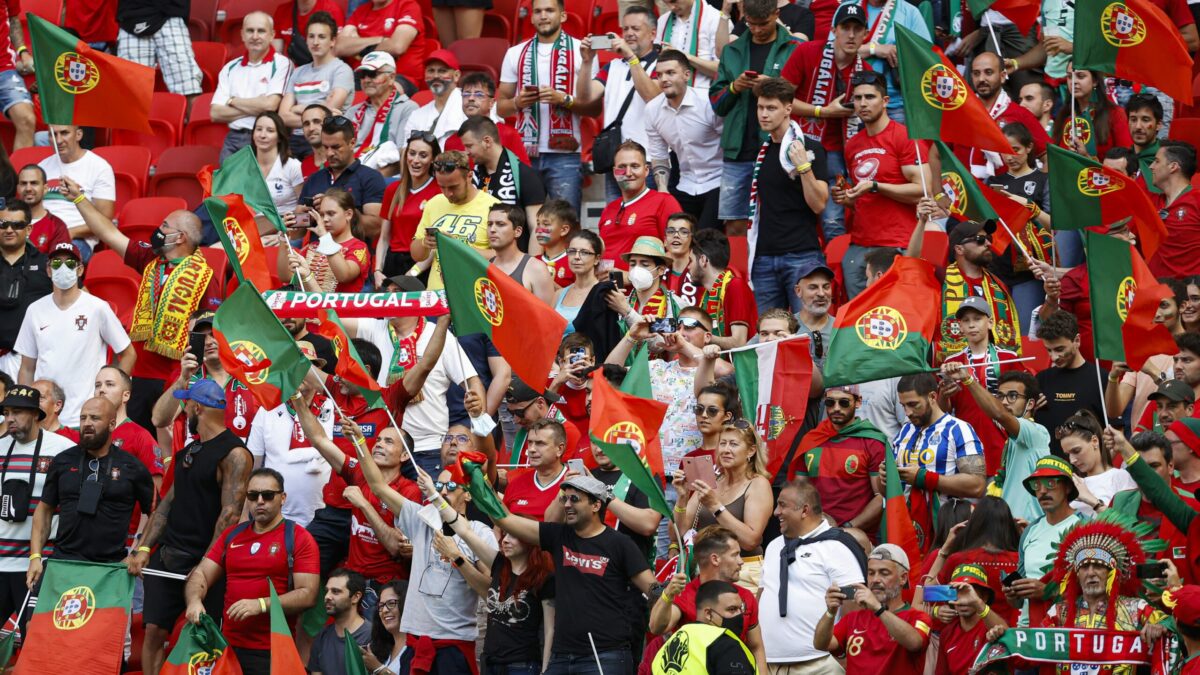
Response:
[1,0,1200,671]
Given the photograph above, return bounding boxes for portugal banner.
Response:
[263,290,448,318]
[970,628,1153,673]
[13,560,134,675]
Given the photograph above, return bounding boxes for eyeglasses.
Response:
[664,227,691,237]
[823,397,854,409]
[992,391,1028,403]
[182,442,203,468]
[87,457,100,482]
[461,90,491,99]
[435,481,462,492]
[566,248,596,258]
[49,258,79,270]
[378,599,401,611]
[559,494,584,504]
[693,404,724,418]
[443,434,470,445]
[407,131,438,144]
[508,402,536,419]
[1027,478,1064,491]
[246,490,280,502]
[0,220,28,230]
[433,160,465,173]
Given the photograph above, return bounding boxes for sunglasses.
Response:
[408,131,438,144]
[322,116,354,134]
[823,397,854,409]
[49,258,79,270]
[182,442,203,468]
[559,494,584,504]
[730,419,752,431]
[1055,419,1097,440]
[0,220,28,230]
[87,457,100,482]
[433,160,465,173]
[850,71,885,87]
[443,434,470,445]
[1027,478,1064,491]
[679,317,704,329]
[435,481,463,492]
[693,404,724,418]
[247,490,280,502]
[964,234,992,246]
[508,402,537,418]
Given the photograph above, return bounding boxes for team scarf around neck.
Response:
[385,318,425,386]
[937,264,1021,361]
[803,39,867,145]
[663,0,703,84]
[353,91,398,158]
[516,32,578,154]
[629,287,672,318]
[969,628,1157,675]
[130,251,213,359]
[475,148,523,203]
[699,269,733,337]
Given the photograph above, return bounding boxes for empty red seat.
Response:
[200,247,229,297]
[448,38,510,85]
[118,197,188,245]
[217,0,287,49]
[150,145,219,209]
[93,146,151,212]
[184,92,231,148]
[84,250,141,329]
[112,93,187,164]
[192,42,229,92]
[9,146,52,170]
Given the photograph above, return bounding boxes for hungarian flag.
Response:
[199,147,285,232]
[13,560,133,675]
[881,444,922,578]
[206,194,274,293]
[27,14,153,134]
[438,231,567,388]
[269,584,306,675]
[731,337,814,481]
[458,449,508,521]
[162,614,243,675]
[1073,0,1192,101]
[1085,232,1178,371]
[824,257,941,387]
[590,364,669,481]
[935,141,1033,255]
[591,436,673,518]
[343,629,368,675]
[310,309,384,408]
[214,283,313,410]
[966,0,1039,32]
[1047,144,1168,260]
[895,25,1010,154]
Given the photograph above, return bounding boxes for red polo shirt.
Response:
[598,189,681,268]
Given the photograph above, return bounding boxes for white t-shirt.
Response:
[0,431,75,572]
[1072,467,1137,516]
[500,37,589,155]
[246,397,335,527]
[39,150,116,230]
[401,89,468,150]
[14,292,131,426]
[355,320,478,453]
[265,156,304,213]
[759,521,866,663]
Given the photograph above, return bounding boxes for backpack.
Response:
[221,519,297,591]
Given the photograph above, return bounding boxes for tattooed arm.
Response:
[213,447,253,541]
[939,454,987,498]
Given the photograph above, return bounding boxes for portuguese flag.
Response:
[966,0,1039,32]
[590,365,669,481]
[13,560,133,675]
[895,25,1010,154]
[162,614,243,675]
[792,417,889,481]
[310,309,384,408]
[731,337,814,480]
[269,584,306,675]
[824,257,940,387]
[206,194,274,293]
[458,449,508,521]
[881,440,921,580]
[438,231,567,388]
[591,435,673,518]
[1047,144,1168,260]
[1073,0,1192,101]
[200,147,286,232]
[935,141,1032,254]
[1085,231,1178,371]
[214,283,313,410]
[27,14,153,134]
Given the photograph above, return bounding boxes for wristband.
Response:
[926,470,940,491]
[961,375,976,387]
[869,42,878,56]
[874,605,887,617]
[303,273,315,284]
[979,604,991,619]
[447,512,460,525]
[814,105,822,119]
[436,499,450,511]
[673,505,688,514]
[137,546,151,554]
[317,232,341,256]
[258,597,267,612]
[914,467,928,490]
[661,591,674,604]
[626,56,641,67]
[72,194,85,205]
[712,505,727,519]
[1108,373,1121,383]
[729,83,738,95]
[796,162,812,174]
[16,46,27,55]
[452,556,466,568]
[1126,451,1141,465]
[29,553,41,560]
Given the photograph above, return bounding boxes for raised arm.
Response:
[293,398,347,474]
[401,315,451,397]
[943,361,1021,438]
[59,176,130,257]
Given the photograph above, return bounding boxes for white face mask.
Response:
[628,265,655,292]
[51,263,78,290]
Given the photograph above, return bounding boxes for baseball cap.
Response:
[1163,585,1200,628]
[505,376,561,405]
[191,309,216,330]
[827,384,860,397]
[949,563,994,599]
[795,259,835,282]
[384,275,426,292]
[954,296,993,319]
[561,475,612,503]
[948,219,997,249]
[356,51,396,73]
[425,48,461,70]
[833,3,868,26]
[1150,379,1195,404]
[48,242,82,262]
[868,543,910,571]
[173,379,227,409]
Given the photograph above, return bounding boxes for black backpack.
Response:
[221,519,297,591]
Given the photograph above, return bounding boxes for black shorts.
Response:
[142,548,224,629]
[233,647,271,675]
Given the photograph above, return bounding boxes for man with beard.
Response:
[308,569,372,675]
[816,545,933,675]
[1148,141,1200,279]
[299,116,387,237]
[29,397,155,584]
[131,379,253,675]
[403,51,467,148]
[1126,93,1164,193]
[651,580,758,675]
[952,52,1049,178]
[442,73,531,162]
[793,261,834,369]
[15,166,70,255]
[342,51,418,177]
[462,121,547,254]
[299,104,332,176]
[935,220,1021,362]
[1018,81,1055,137]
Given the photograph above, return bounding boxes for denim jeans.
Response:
[752,250,826,314]
[821,151,847,240]
[545,649,632,675]
[412,450,443,477]
[533,152,583,213]
[72,238,94,264]
[485,661,542,675]
[718,160,755,220]
[656,483,678,560]
[1055,229,1085,268]
[842,243,877,299]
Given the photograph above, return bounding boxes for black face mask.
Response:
[149,227,167,254]
[710,611,743,636]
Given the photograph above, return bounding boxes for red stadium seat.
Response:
[191,42,230,93]
[201,247,229,296]
[8,146,52,169]
[189,0,220,40]
[118,197,188,246]
[510,0,532,41]
[481,12,512,40]
[449,38,510,87]
[184,93,231,148]
[150,145,219,209]
[564,12,587,38]
[84,250,141,329]
[19,0,62,21]
[94,146,152,212]
[112,93,187,164]
[411,89,435,106]
[580,116,598,163]
[727,235,748,280]
[1170,118,1200,150]
[218,0,287,49]
[591,0,620,36]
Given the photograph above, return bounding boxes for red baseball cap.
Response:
[48,242,82,262]
[425,49,461,71]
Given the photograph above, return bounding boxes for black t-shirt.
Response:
[986,170,1050,289]
[737,41,775,163]
[161,430,243,556]
[41,446,156,563]
[592,467,654,561]
[1035,361,1109,456]
[0,243,51,350]
[475,156,547,252]
[756,139,828,255]
[734,4,815,40]
[484,555,556,664]
[538,522,650,654]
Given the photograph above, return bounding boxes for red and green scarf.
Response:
[516,31,578,154]
[792,417,889,480]
[699,269,733,337]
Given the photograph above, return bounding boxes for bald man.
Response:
[28,397,156,587]
[212,11,294,160]
[951,51,1050,178]
[60,178,223,433]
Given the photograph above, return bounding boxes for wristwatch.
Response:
[870,180,879,193]
[452,556,466,568]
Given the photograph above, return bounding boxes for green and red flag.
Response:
[27,14,153,134]
[269,584,306,675]
[1073,0,1193,101]
[438,231,567,388]
[590,435,673,518]
[206,194,274,293]
[881,443,922,578]
[971,628,1153,672]
[200,147,285,232]
[310,309,384,409]
[214,283,313,409]
[458,449,509,521]
[935,141,1034,255]
[1085,231,1178,371]
[791,417,890,482]
[590,364,669,481]
[966,0,1040,33]
[895,25,1010,154]
[1047,144,1168,260]
[731,337,814,480]
[824,257,941,387]
[13,560,134,675]
[343,629,368,675]
[162,613,243,675]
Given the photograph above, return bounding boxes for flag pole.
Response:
[142,568,189,581]
[11,588,31,634]
[986,20,1003,59]
[914,141,931,198]
[587,633,606,675]
[381,403,426,479]
[995,215,1035,265]
[718,333,809,355]
[1068,63,1078,148]
[1093,360,1112,431]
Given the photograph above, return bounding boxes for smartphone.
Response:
[923,585,959,603]
[1002,571,1023,586]
[650,317,679,333]
[567,458,587,474]
[294,211,311,229]
[299,196,315,208]
[610,270,626,289]
[1135,561,1168,579]
[835,175,849,191]
[188,331,206,363]
[591,34,613,49]
[568,347,588,365]
[523,84,539,92]
[682,455,717,489]
[744,70,760,79]
[839,585,861,599]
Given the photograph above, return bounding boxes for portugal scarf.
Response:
[791,417,889,480]
[130,251,213,359]
[516,32,579,155]
[385,318,424,386]
[970,628,1157,675]
[936,264,1021,362]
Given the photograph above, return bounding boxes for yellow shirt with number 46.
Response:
[413,189,499,290]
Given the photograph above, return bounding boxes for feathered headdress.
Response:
[1045,509,1165,628]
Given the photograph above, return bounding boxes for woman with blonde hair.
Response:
[672,421,773,592]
